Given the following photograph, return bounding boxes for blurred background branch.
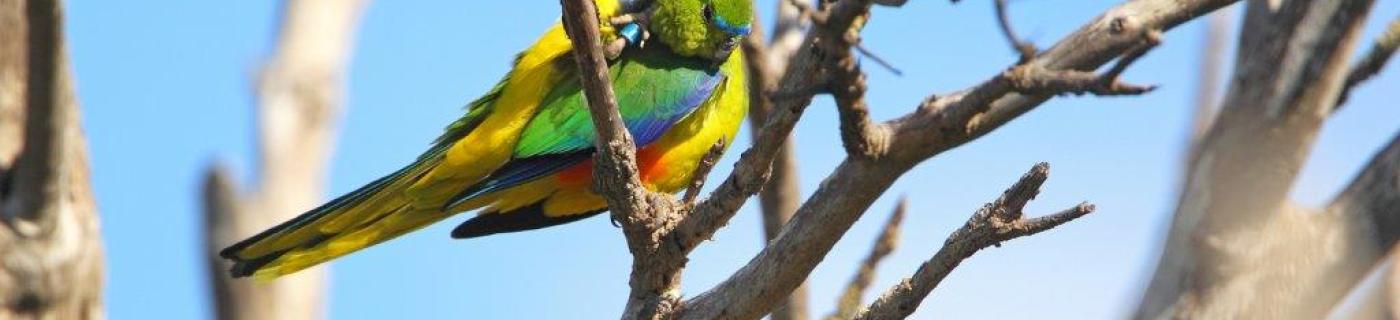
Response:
[0,0,105,318]
[201,0,368,319]
[1137,0,1397,318]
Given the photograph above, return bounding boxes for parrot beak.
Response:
[715,36,738,61]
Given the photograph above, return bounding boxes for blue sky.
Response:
[67,1,1399,319]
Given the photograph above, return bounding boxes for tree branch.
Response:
[991,0,1037,64]
[1329,132,1400,254]
[741,9,810,320]
[1186,9,1231,167]
[680,0,1231,318]
[828,199,905,320]
[768,0,810,72]
[857,163,1093,320]
[683,140,726,205]
[1138,0,1382,318]
[203,0,367,319]
[560,0,644,206]
[1322,246,1399,319]
[558,1,690,319]
[1336,15,1399,109]
[672,0,876,261]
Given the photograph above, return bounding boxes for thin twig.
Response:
[683,140,727,205]
[1001,30,1162,97]
[828,199,905,320]
[993,0,1037,63]
[1336,16,1400,109]
[855,163,1095,320]
[855,44,903,76]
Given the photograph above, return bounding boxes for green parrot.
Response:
[220,0,753,279]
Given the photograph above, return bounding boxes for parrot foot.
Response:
[609,5,654,47]
[605,37,628,60]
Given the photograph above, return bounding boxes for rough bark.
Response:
[558,0,1237,318]
[202,1,367,319]
[0,0,105,318]
[856,164,1094,320]
[681,0,1234,318]
[1135,0,1387,318]
[741,5,808,320]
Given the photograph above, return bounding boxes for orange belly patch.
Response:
[553,145,669,188]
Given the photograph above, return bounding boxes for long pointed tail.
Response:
[219,156,467,279]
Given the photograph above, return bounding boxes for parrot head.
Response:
[649,0,752,61]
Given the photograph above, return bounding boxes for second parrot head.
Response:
[650,0,752,61]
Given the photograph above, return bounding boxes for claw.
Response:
[605,37,627,60]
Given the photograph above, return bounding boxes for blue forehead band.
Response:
[712,15,751,37]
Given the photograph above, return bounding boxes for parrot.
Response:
[220,0,753,279]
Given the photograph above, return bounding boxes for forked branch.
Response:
[856,164,1095,319]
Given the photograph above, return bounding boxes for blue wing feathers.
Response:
[445,46,723,208]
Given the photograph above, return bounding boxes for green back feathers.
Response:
[514,44,724,157]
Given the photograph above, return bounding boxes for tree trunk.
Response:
[0,0,105,318]
[1136,0,1390,318]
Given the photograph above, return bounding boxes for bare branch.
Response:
[993,0,1037,63]
[673,0,879,260]
[1186,9,1231,165]
[1322,246,1398,319]
[768,0,810,71]
[558,1,689,318]
[1329,132,1400,251]
[1336,15,1400,109]
[741,11,810,320]
[823,10,885,159]
[1138,0,1382,318]
[828,199,905,320]
[203,166,250,320]
[682,0,1235,318]
[854,45,903,76]
[1003,30,1162,97]
[558,0,646,210]
[683,140,726,205]
[856,164,1094,320]
[204,0,367,319]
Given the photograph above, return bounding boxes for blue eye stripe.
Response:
[712,16,751,36]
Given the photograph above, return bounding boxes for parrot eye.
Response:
[702,4,714,23]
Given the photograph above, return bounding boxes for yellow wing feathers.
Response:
[404,0,621,205]
[225,0,759,279]
[234,20,589,278]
